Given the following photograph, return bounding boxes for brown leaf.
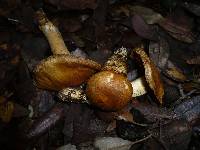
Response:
[131,15,157,41]
[149,38,170,70]
[129,5,165,24]
[166,67,187,82]
[133,47,164,104]
[117,110,134,123]
[158,18,194,43]
[106,121,116,132]
[182,2,200,17]
[45,0,97,10]
[182,81,200,92]
[165,61,187,82]
[52,17,82,33]
[186,56,200,65]
[0,96,14,123]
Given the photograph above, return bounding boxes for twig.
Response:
[131,121,149,127]
[131,134,152,145]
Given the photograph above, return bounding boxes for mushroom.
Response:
[58,77,147,103]
[58,48,148,111]
[33,10,101,91]
[33,10,148,110]
[86,47,133,111]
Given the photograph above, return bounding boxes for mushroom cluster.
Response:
[34,10,150,112]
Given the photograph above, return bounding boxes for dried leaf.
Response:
[117,110,134,123]
[158,18,194,43]
[174,95,200,124]
[186,56,200,65]
[133,47,164,104]
[131,100,174,123]
[56,144,77,150]
[94,137,133,150]
[110,4,130,17]
[166,67,187,81]
[106,107,135,132]
[116,120,149,141]
[45,0,97,10]
[129,5,165,24]
[53,17,82,33]
[149,38,170,70]
[150,119,192,150]
[131,15,157,41]
[182,81,200,92]
[12,103,29,118]
[0,96,14,123]
[106,121,116,132]
[182,2,200,17]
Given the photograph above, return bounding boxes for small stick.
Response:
[131,134,152,145]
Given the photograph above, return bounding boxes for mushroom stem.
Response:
[35,9,70,55]
[131,77,147,97]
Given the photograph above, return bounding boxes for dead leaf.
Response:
[192,67,200,81]
[131,100,174,122]
[133,47,164,104]
[182,81,200,92]
[110,4,130,17]
[117,110,134,123]
[158,18,194,43]
[129,5,165,24]
[174,95,200,124]
[182,2,200,17]
[45,0,97,10]
[186,56,200,65]
[166,68,187,82]
[106,121,116,132]
[149,38,170,70]
[0,96,14,123]
[52,17,82,33]
[110,4,165,25]
[132,15,157,40]
[165,61,188,82]
[94,137,133,150]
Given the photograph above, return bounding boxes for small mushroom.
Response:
[86,47,133,111]
[34,10,101,91]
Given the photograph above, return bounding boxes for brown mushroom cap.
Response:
[86,71,133,111]
[34,55,101,90]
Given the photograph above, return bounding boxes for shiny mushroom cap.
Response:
[34,55,101,90]
[86,71,133,111]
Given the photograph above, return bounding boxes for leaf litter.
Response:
[0,1,199,150]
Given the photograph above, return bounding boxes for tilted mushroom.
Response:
[34,10,101,91]
[86,47,133,111]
